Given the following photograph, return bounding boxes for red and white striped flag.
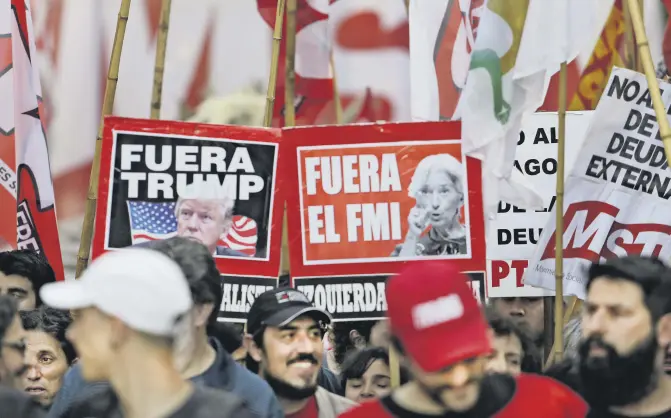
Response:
[0,0,63,280]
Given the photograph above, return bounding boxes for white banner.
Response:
[487,112,592,298]
[525,67,671,299]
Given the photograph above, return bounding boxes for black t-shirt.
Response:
[0,387,46,418]
[587,409,671,418]
[59,385,257,418]
[380,374,515,418]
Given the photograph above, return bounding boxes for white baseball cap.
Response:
[40,249,193,337]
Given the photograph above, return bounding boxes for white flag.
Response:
[456,0,611,219]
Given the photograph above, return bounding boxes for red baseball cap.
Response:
[386,261,491,373]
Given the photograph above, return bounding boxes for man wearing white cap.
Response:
[40,249,254,418]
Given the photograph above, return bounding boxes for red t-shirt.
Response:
[338,373,588,418]
[287,396,319,418]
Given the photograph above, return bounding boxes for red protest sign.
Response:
[283,121,486,277]
[93,117,285,321]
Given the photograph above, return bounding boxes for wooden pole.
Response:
[150,0,172,119]
[627,0,671,164]
[636,0,644,72]
[74,0,132,277]
[330,54,343,124]
[284,0,296,127]
[263,0,286,127]
[389,346,401,388]
[545,298,582,369]
[622,0,635,69]
[278,0,295,276]
[542,296,555,364]
[553,61,568,364]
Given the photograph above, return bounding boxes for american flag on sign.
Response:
[126,201,258,256]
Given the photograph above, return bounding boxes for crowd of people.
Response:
[1,240,671,417]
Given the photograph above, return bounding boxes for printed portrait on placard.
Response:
[296,140,472,265]
[390,153,467,257]
[103,131,278,261]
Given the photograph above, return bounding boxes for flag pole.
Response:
[263,0,286,127]
[279,0,296,276]
[75,0,132,277]
[150,0,172,119]
[330,54,343,124]
[623,0,635,69]
[285,0,296,127]
[553,61,568,364]
[627,0,671,163]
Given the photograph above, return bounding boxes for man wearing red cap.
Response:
[339,261,588,418]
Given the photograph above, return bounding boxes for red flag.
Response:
[0,0,64,280]
[257,0,334,126]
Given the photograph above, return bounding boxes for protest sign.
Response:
[525,68,671,299]
[294,271,485,322]
[283,121,486,278]
[220,275,277,322]
[487,112,592,298]
[93,117,284,320]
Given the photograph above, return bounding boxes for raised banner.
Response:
[93,117,284,322]
[487,112,592,298]
[525,68,671,299]
[284,121,486,278]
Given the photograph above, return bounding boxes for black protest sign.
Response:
[293,271,486,321]
[94,117,284,279]
[220,275,279,323]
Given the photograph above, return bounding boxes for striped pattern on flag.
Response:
[127,201,258,256]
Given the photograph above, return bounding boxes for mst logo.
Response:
[540,201,671,261]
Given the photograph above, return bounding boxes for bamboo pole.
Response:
[278,0,295,276]
[545,298,581,369]
[263,0,286,127]
[330,54,343,124]
[74,0,132,277]
[285,0,296,127]
[389,346,401,388]
[636,0,643,72]
[553,61,568,364]
[150,0,172,119]
[623,0,635,69]
[542,296,555,364]
[627,0,671,164]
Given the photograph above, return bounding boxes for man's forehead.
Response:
[279,315,320,329]
[0,272,32,288]
[588,276,645,305]
[181,199,218,210]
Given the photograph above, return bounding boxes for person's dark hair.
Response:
[586,256,671,321]
[339,347,401,395]
[485,307,541,373]
[332,321,376,366]
[20,306,76,364]
[0,250,56,307]
[209,321,243,353]
[0,296,17,345]
[145,237,223,327]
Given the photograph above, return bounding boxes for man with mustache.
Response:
[246,288,357,418]
[549,256,671,417]
[340,261,587,418]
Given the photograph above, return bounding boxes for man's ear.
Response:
[657,313,671,347]
[110,318,131,350]
[245,334,263,362]
[194,304,214,328]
